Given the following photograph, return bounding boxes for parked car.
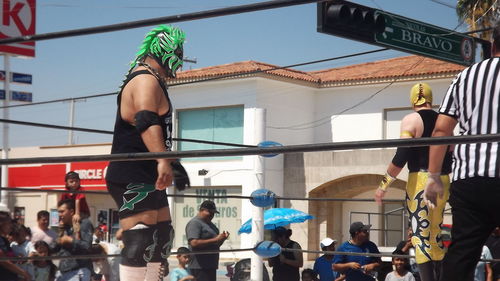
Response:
[225,258,270,281]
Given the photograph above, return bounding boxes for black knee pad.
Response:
[150,221,175,262]
[121,225,155,267]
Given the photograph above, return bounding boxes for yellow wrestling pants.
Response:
[406,171,450,264]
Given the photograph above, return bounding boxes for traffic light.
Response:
[317,0,386,44]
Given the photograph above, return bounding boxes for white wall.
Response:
[313,79,456,143]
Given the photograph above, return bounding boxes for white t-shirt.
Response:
[30,226,58,248]
[385,271,416,281]
[474,245,493,281]
[11,240,35,279]
[92,242,121,281]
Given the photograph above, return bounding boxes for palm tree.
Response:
[456,0,499,39]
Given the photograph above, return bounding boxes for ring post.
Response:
[251,108,266,281]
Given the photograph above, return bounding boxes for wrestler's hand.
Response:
[423,173,443,209]
[374,188,386,205]
[156,159,174,190]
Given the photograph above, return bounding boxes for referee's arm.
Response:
[428,114,457,173]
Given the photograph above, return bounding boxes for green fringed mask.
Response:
[131,25,185,77]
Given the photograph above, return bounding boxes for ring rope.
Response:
[0,187,405,202]
[0,248,255,262]
[2,134,500,165]
[2,248,499,263]
[0,187,406,203]
[0,0,322,45]
[281,248,500,263]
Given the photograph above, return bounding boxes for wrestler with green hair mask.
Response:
[131,24,185,78]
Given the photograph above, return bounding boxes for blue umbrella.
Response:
[238,208,314,234]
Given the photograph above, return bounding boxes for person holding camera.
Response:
[185,200,229,281]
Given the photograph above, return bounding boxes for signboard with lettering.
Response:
[8,161,109,190]
[0,0,36,57]
[0,70,32,84]
[173,186,242,250]
[0,89,32,102]
[374,11,475,65]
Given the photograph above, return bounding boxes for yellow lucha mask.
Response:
[410,83,433,106]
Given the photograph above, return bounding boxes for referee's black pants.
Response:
[440,177,500,281]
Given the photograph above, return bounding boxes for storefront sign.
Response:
[173,186,242,250]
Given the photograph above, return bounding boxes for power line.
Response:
[0,118,257,148]
[0,48,389,109]
[0,0,323,45]
[268,57,426,130]
[0,92,116,109]
[170,48,389,87]
[426,0,456,9]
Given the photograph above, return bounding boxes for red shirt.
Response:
[60,192,90,215]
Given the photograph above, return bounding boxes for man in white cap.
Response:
[314,237,344,281]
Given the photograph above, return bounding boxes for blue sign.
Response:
[0,90,33,102]
[0,71,32,84]
[11,91,33,102]
[12,73,32,84]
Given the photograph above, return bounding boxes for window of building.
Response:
[177,106,244,161]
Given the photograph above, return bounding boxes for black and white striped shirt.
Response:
[439,57,500,181]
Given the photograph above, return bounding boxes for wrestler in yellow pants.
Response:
[406,171,450,264]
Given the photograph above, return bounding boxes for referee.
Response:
[424,23,500,281]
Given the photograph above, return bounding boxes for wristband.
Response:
[427,172,441,180]
[378,173,396,191]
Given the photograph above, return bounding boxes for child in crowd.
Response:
[10,223,35,279]
[302,268,319,281]
[385,250,415,281]
[60,171,90,237]
[170,247,195,281]
[30,241,57,281]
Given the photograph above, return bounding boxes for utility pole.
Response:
[0,54,10,211]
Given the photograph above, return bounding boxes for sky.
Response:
[0,0,469,148]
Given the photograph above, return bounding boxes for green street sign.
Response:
[374,11,475,66]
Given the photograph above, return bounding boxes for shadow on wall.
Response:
[283,152,306,209]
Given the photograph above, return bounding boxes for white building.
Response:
[5,55,463,260]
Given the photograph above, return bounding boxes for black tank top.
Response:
[406,109,452,174]
[106,70,173,184]
[271,240,300,281]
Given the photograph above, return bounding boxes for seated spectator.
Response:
[31,211,58,249]
[314,237,344,281]
[0,211,32,281]
[54,199,93,281]
[169,247,194,281]
[10,223,35,279]
[302,268,319,281]
[384,250,415,281]
[31,240,57,281]
[89,242,120,281]
[333,222,381,281]
[268,227,303,281]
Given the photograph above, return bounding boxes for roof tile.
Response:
[172,55,465,86]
